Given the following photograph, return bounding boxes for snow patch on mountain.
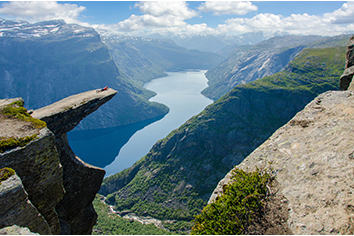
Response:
[0,18,97,38]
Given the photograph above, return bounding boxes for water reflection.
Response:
[67,116,164,168]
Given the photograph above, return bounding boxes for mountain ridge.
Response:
[0,18,169,130]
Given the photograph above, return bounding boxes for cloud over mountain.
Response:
[0,1,354,39]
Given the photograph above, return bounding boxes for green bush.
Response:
[191,168,272,235]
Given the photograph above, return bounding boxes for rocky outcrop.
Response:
[32,88,117,234]
[210,90,354,234]
[0,88,117,234]
[0,173,50,234]
[340,36,354,90]
[0,128,64,234]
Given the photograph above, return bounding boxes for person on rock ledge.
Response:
[96,86,108,93]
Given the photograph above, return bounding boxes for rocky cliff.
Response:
[210,90,354,234]
[0,88,116,234]
[208,36,354,234]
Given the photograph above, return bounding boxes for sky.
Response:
[0,1,353,38]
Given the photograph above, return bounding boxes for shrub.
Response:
[191,168,273,235]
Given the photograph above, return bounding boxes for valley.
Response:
[68,70,213,175]
[0,13,353,235]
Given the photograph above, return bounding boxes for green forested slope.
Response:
[98,46,345,233]
[203,35,349,100]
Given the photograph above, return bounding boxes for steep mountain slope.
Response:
[203,35,348,100]
[99,45,346,232]
[0,19,168,130]
[102,36,225,86]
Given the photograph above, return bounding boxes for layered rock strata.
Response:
[0,128,64,234]
[0,173,50,234]
[0,88,117,234]
[210,90,354,234]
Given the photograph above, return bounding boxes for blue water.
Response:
[68,70,213,177]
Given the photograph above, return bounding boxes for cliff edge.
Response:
[0,88,117,234]
[209,37,354,234]
[210,90,354,234]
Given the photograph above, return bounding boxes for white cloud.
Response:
[113,1,198,32]
[135,1,198,18]
[95,1,217,36]
[0,1,85,24]
[198,1,258,16]
[323,1,354,24]
[216,2,354,37]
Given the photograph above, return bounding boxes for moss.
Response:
[0,167,16,183]
[191,168,273,235]
[0,102,47,129]
[0,134,38,153]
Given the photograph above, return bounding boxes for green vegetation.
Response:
[92,194,173,235]
[0,101,47,129]
[0,134,38,153]
[0,167,16,183]
[191,168,273,235]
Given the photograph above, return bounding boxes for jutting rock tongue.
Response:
[340,35,354,90]
[32,88,117,234]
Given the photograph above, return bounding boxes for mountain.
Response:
[146,31,267,53]
[102,35,225,86]
[204,37,354,235]
[202,35,349,100]
[98,43,346,233]
[0,18,168,130]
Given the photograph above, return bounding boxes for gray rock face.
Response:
[0,128,64,234]
[340,36,354,90]
[210,91,354,234]
[0,88,117,234]
[32,88,117,234]
[0,174,50,234]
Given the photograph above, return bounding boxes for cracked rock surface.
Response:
[211,90,354,234]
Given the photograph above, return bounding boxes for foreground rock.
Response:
[0,173,50,234]
[210,90,354,234]
[0,88,117,234]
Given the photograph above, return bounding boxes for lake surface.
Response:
[68,70,213,177]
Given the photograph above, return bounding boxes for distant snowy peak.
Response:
[0,18,97,38]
